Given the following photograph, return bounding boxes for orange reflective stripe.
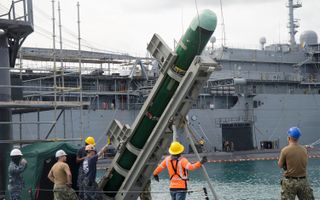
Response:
[153,156,169,176]
[177,159,188,179]
[180,157,201,171]
[153,156,200,189]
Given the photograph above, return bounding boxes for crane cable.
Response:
[184,124,219,200]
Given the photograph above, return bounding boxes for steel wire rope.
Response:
[0,1,10,9]
[35,1,141,57]
[189,120,214,149]
[253,124,268,137]
[36,23,126,54]
[32,25,79,50]
[0,0,11,7]
[194,0,202,54]
[181,0,218,184]
[33,3,52,19]
[185,124,219,200]
[216,0,225,59]
[0,3,9,14]
[60,26,119,53]
[188,121,205,140]
[95,108,119,147]
[37,30,79,49]
[33,3,131,55]
[33,4,106,52]
[21,187,206,195]
[29,31,78,51]
[58,22,130,54]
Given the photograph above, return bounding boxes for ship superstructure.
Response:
[5,0,320,154]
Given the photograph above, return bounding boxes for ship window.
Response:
[252,85,256,93]
[318,90,320,94]
[253,101,258,108]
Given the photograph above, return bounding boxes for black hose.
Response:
[203,187,209,200]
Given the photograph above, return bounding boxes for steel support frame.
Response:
[113,56,217,200]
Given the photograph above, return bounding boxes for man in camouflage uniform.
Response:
[139,179,152,200]
[278,127,314,200]
[82,144,108,200]
[48,150,78,200]
[7,148,27,200]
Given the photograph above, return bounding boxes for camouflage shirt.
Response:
[8,161,27,191]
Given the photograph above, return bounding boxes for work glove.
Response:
[200,156,208,164]
[20,158,27,165]
[153,175,159,182]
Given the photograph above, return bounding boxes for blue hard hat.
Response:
[288,127,301,139]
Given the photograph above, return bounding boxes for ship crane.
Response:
[98,10,218,200]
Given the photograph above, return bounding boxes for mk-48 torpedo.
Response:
[100,9,217,199]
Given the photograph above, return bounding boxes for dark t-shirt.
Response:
[77,146,86,168]
[83,154,98,183]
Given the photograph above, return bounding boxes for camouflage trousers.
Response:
[281,177,314,200]
[77,167,85,200]
[53,184,78,200]
[139,180,152,200]
[9,191,22,200]
[83,177,103,200]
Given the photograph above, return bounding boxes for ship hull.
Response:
[12,93,320,151]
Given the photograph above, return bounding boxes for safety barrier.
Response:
[207,154,320,163]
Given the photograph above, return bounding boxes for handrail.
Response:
[0,0,32,24]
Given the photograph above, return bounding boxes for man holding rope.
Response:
[153,141,207,200]
[82,144,108,200]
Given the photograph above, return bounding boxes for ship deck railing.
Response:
[0,100,89,109]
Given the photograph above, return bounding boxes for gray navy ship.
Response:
[7,0,320,152]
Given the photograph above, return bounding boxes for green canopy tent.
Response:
[7,142,80,200]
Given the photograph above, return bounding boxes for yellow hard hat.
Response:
[169,141,184,155]
[85,136,96,146]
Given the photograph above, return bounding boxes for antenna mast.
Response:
[287,0,302,46]
[77,2,84,139]
[219,0,226,47]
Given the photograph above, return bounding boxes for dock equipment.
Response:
[99,9,218,199]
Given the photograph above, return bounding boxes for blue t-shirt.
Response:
[83,154,98,182]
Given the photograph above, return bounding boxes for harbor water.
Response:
[147,159,320,200]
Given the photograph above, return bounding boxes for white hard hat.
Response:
[10,149,23,156]
[55,150,67,158]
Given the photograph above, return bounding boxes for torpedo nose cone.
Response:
[190,9,217,32]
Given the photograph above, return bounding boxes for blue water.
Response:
[149,159,320,200]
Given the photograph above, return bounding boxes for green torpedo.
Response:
[103,9,217,196]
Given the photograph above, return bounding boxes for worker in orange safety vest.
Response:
[153,141,207,200]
